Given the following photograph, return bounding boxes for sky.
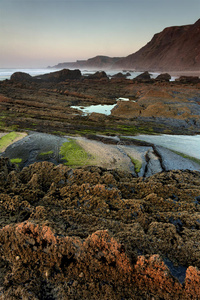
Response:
[0,0,200,68]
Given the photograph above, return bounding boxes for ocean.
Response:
[0,68,58,81]
[125,134,200,159]
[0,68,177,81]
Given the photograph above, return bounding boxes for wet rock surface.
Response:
[0,157,200,299]
[1,132,68,169]
[1,132,200,176]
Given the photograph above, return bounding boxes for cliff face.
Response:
[51,19,200,72]
[115,19,200,71]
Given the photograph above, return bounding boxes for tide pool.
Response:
[71,104,117,116]
[71,97,136,116]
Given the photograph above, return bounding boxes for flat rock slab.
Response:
[1,132,68,168]
[118,144,151,176]
[1,132,200,176]
[155,145,200,172]
[75,137,137,175]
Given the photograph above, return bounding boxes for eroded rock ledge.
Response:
[0,157,200,299]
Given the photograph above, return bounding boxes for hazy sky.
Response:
[0,0,199,68]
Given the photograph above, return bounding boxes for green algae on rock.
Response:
[59,138,95,166]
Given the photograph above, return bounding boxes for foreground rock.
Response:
[10,71,33,82]
[0,157,200,299]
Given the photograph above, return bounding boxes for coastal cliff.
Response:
[51,19,200,72]
[115,19,200,71]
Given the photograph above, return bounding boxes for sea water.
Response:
[0,68,142,80]
[125,134,200,159]
[0,68,59,81]
[71,104,117,116]
[71,97,133,116]
[0,68,177,81]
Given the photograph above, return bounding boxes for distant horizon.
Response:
[1,0,200,68]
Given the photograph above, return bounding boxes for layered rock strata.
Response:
[0,70,200,136]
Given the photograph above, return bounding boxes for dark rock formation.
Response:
[0,157,200,298]
[134,71,152,82]
[34,68,82,82]
[86,71,108,80]
[155,73,171,81]
[111,72,127,78]
[10,72,33,82]
[175,76,200,84]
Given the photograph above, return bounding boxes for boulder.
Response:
[175,76,200,84]
[111,72,127,78]
[111,100,141,118]
[155,73,171,81]
[87,71,108,80]
[10,72,33,82]
[134,71,152,82]
[34,69,82,82]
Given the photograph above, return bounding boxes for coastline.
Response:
[0,68,200,299]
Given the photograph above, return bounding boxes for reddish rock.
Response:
[134,254,182,298]
[0,160,200,298]
[111,100,141,118]
[184,266,200,299]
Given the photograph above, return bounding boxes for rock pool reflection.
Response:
[71,104,117,116]
[71,97,133,116]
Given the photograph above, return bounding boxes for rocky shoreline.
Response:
[1,131,200,177]
[0,69,200,299]
[0,158,200,299]
[0,69,200,136]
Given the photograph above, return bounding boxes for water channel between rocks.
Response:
[124,134,200,159]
